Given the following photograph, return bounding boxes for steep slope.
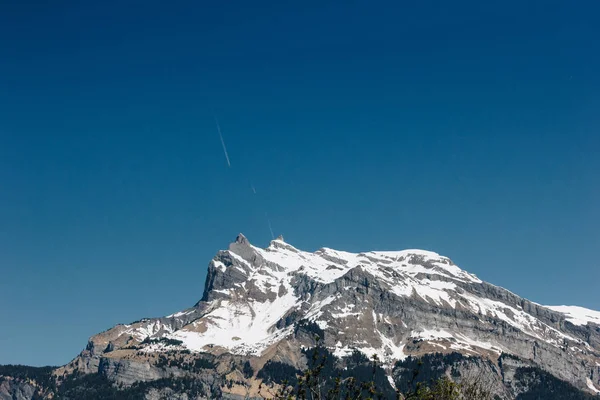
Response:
[546,306,600,327]
[64,233,600,397]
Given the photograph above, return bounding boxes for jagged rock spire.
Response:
[235,233,249,245]
[276,234,284,242]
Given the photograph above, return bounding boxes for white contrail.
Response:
[267,215,275,239]
[214,115,231,167]
[251,183,257,194]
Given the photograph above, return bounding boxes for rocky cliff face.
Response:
[2,234,599,399]
[0,379,37,400]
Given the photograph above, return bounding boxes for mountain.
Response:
[2,234,599,399]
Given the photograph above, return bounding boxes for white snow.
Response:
[546,305,600,326]
[166,309,195,318]
[305,295,338,322]
[125,320,174,341]
[456,293,580,348]
[315,320,329,329]
[256,244,480,294]
[212,260,227,272]
[387,375,397,390]
[414,328,502,354]
[331,329,406,366]
[228,251,253,268]
[171,292,300,355]
[331,303,361,319]
[586,377,600,394]
[378,332,407,361]
[132,236,597,366]
[376,249,442,258]
[163,241,313,355]
[416,328,455,341]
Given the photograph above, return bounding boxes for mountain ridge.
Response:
[72,234,600,394]
[2,234,599,399]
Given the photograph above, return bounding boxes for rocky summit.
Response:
[2,234,600,399]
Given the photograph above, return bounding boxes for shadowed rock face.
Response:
[0,379,37,400]
[3,234,599,399]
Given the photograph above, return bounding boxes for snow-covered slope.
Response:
[166,237,487,359]
[79,234,600,395]
[546,305,600,327]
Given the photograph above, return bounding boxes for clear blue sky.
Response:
[1,0,598,366]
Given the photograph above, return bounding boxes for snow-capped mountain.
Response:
[65,234,599,398]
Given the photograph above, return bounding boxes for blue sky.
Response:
[1,0,599,366]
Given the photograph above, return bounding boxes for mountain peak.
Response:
[78,235,600,397]
[234,233,249,245]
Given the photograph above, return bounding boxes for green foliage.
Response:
[346,349,370,366]
[404,376,461,400]
[3,348,597,400]
[257,360,302,388]
[54,373,124,400]
[124,337,185,350]
[0,364,56,390]
[155,354,170,368]
[498,352,521,362]
[263,336,393,400]
[393,353,465,394]
[260,345,499,400]
[339,352,395,399]
[154,353,216,372]
[140,337,183,346]
[192,356,216,370]
[243,360,255,378]
[54,372,217,399]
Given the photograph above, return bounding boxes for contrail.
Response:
[214,115,231,167]
[251,183,257,194]
[267,215,275,239]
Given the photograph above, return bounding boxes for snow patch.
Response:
[126,320,174,341]
[414,328,502,354]
[586,377,600,394]
[546,305,600,326]
[169,276,301,355]
[131,236,598,368]
[166,309,195,318]
[387,375,397,390]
